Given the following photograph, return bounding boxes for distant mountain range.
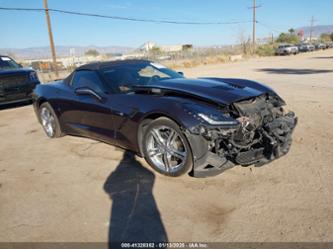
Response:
[1,25,332,60]
[0,45,134,60]
[296,25,333,37]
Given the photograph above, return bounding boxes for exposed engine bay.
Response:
[195,94,297,175]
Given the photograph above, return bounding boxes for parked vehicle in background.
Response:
[326,42,333,49]
[0,55,40,106]
[275,44,299,55]
[315,43,327,50]
[298,43,315,52]
[308,44,315,51]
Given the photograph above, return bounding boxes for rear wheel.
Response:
[142,117,193,177]
[39,102,63,138]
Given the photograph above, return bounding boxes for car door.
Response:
[65,70,117,144]
[100,64,166,150]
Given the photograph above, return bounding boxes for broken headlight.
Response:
[197,113,238,126]
[183,103,239,126]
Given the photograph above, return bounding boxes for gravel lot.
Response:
[0,50,333,242]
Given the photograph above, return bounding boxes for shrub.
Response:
[256,44,276,57]
[85,49,100,57]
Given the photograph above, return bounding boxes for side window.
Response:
[71,70,105,94]
[138,66,168,78]
[103,67,140,93]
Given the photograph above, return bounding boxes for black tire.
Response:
[142,117,193,177]
[39,102,63,138]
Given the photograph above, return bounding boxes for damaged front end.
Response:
[185,94,297,178]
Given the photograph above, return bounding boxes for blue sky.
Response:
[0,0,332,48]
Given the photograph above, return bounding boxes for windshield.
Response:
[102,62,183,93]
[0,56,21,70]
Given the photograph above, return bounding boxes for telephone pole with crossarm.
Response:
[43,0,58,77]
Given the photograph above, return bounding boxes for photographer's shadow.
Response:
[104,150,168,242]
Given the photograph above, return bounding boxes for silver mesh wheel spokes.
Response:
[146,126,187,173]
[40,107,55,137]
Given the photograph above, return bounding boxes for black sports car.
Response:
[0,55,40,105]
[33,60,297,177]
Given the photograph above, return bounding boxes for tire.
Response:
[39,102,63,138]
[142,117,193,177]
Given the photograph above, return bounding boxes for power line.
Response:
[257,21,284,34]
[0,6,252,25]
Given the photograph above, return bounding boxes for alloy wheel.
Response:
[146,126,187,173]
[40,107,56,137]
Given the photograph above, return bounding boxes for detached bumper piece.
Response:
[191,152,236,178]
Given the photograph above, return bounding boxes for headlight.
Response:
[183,103,239,126]
[29,71,39,82]
[197,113,238,125]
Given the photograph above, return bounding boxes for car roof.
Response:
[76,59,152,71]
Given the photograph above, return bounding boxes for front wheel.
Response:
[142,117,193,177]
[39,102,63,138]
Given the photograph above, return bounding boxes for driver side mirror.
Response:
[75,87,104,101]
[178,71,184,76]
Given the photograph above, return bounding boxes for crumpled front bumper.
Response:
[185,112,298,178]
[184,131,236,178]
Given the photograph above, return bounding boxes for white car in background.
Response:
[275,44,299,55]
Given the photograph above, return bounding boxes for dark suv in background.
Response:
[0,55,40,106]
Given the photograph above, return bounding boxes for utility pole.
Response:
[43,0,58,77]
[249,0,261,53]
[309,16,316,43]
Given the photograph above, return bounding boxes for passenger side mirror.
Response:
[75,87,104,101]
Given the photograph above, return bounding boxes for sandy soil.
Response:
[0,50,333,242]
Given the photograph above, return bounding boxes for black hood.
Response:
[0,68,34,76]
[137,77,274,105]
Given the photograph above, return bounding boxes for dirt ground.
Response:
[0,50,333,242]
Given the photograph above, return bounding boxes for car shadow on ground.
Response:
[103,150,168,243]
[256,68,333,75]
[0,101,32,111]
[311,56,333,59]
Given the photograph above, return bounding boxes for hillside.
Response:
[297,25,333,37]
[0,45,134,60]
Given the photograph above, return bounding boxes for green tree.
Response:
[276,30,300,44]
[320,33,333,42]
[288,28,295,35]
[85,49,100,57]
